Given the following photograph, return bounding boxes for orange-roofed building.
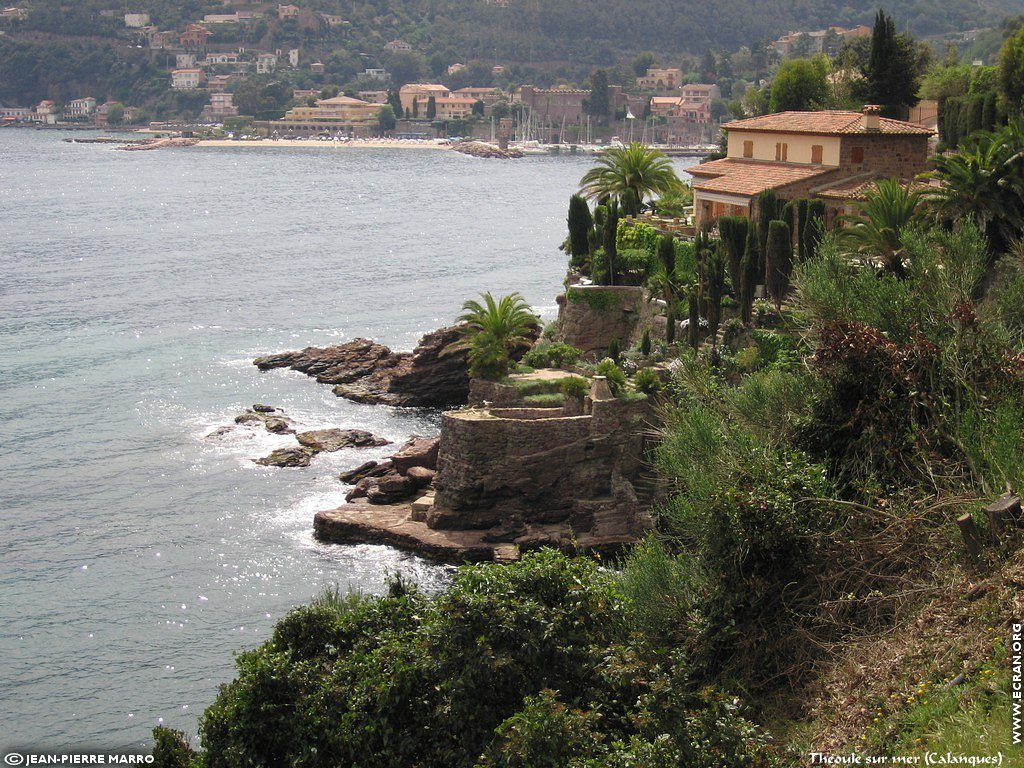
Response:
[690,106,934,228]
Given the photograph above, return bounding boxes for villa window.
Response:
[743,140,753,158]
[811,144,823,164]
[775,142,788,161]
[851,146,865,164]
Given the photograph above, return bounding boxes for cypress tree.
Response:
[567,194,593,268]
[864,8,921,115]
[740,224,759,325]
[942,97,961,147]
[796,199,809,260]
[705,245,726,345]
[620,188,641,217]
[967,94,984,136]
[412,98,419,119]
[982,91,998,132]
[718,216,748,295]
[803,200,826,260]
[765,220,793,311]
[657,234,677,344]
[426,96,437,120]
[640,327,651,357]
[603,199,619,286]
[687,290,700,349]
[756,189,779,284]
[607,338,621,363]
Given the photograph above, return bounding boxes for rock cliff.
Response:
[254,326,470,407]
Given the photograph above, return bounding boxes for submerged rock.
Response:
[296,428,391,452]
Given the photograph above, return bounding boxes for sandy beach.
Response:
[195,138,452,150]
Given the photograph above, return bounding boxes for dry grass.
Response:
[800,545,1024,752]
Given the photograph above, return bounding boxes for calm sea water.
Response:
[0,130,697,750]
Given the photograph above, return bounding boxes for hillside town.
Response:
[0,2,959,146]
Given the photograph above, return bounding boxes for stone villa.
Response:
[690,105,934,228]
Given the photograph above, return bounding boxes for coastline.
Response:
[194,138,452,150]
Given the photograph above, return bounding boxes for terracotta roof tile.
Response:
[723,110,934,136]
[816,175,932,200]
[691,159,838,197]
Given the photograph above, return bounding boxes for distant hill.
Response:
[8,0,1024,61]
[2,0,1022,110]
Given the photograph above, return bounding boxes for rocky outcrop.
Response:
[234,407,295,434]
[255,446,316,467]
[430,398,653,532]
[556,285,647,356]
[390,436,440,473]
[254,326,471,407]
[296,428,391,452]
[452,141,524,159]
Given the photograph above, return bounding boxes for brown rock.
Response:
[252,404,277,413]
[254,326,472,407]
[263,417,294,434]
[254,447,315,467]
[339,460,380,484]
[391,437,440,473]
[365,473,415,504]
[406,466,436,487]
[234,409,295,434]
[296,428,391,453]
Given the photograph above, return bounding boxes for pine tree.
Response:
[765,220,793,311]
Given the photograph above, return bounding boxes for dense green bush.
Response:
[188,551,778,768]
[594,357,627,394]
[634,366,663,394]
[522,341,583,369]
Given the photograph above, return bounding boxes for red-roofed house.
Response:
[180,23,211,49]
[690,106,934,227]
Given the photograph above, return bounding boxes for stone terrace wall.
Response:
[431,398,651,530]
[557,285,646,356]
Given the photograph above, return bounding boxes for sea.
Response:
[0,130,698,751]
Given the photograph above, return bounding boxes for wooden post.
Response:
[984,494,1021,538]
[957,513,983,557]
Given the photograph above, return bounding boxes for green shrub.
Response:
[151,727,196,768]
[560,376,589,400]
[606,338,621,363]
[640,327,652,357]
[524,341,584,369]
[595,358,627,394]
[523,393,564,407]
[634,367,663,394]
[566,286,620,312]
[621,537,703,643]
[616,248,655,284]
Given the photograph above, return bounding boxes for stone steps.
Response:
[409,491,435,522]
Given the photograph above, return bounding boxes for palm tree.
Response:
[579,143,684,207]
[453,292,540,380]
[836,178,926,277]
[924,119,1024,259]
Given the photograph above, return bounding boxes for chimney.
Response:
[862,104,881,132]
